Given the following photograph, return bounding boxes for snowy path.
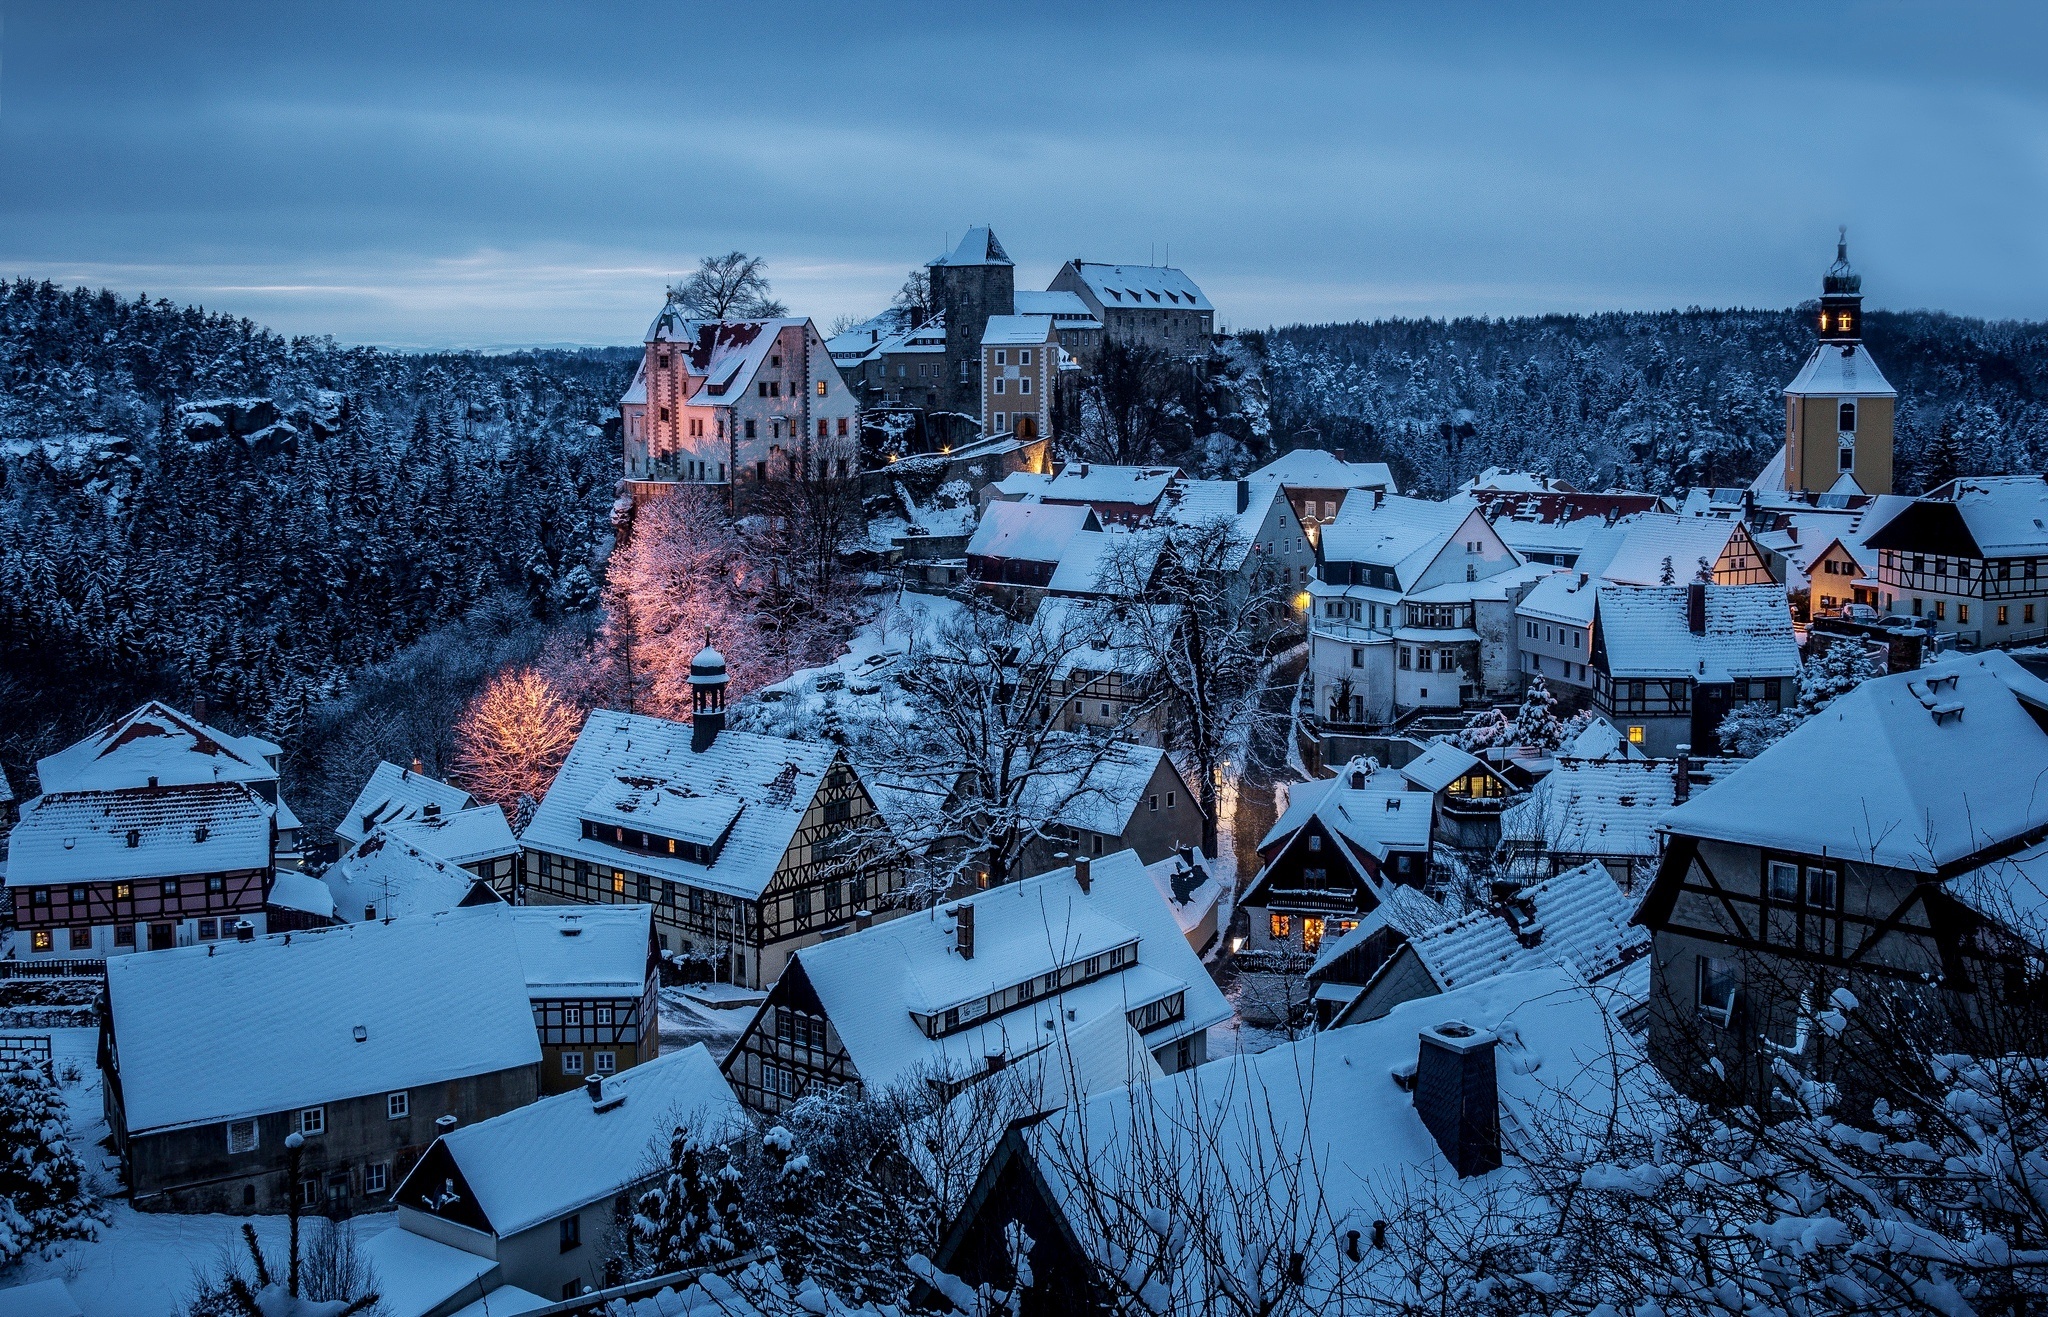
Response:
[657,988,750,1060]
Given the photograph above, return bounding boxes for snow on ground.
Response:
[2,1027,393,1317]
[739,590,969,741]
[657,987,750,1060]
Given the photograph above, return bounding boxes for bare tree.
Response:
[1072,338,1196,466]
[893,268,933,324]
[673,251,789,321]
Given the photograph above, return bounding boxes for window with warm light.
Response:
[1627,725,1645,744]
[1269,913,1291,940]
[612,873,626,895]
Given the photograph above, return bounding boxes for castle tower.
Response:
[929,227,1016,424]
[1782,229,1896,495]
[689,636,728,753]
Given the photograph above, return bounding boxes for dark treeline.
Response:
[1259,306,2048,496]
[0,279,634,788]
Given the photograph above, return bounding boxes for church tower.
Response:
[1781,229,1896,495]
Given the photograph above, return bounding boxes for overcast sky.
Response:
[2,2,2043,347]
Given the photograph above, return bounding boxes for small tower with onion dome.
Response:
[1782,229,1896,496]
[689,635,728,753]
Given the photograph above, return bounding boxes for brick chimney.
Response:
[1673,744,1692,805]
[1413,1021,1501,1178]
[954,903,975,959]
[1236,479,1251,514]
[1075,856,1091,894]
[1686,581,1707,635]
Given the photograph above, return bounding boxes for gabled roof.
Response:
[322,831,498,924]
[37,700,279,795]
[1306,883,1447,978]
[1034,596,1174,678]
[1160,478,1296,571]
[1045,527,1164,597]
[640,317,811,403]
[522,711,841,901]
[1516,570,1601,627]
[981,315,1057,346]
[1042,464,1180,508]
[1011,290,1099,323]
[1594,585,1799,681]
[1502,758,1694,860]
[336,761,474,847]
[1257,759,1434,860]
[1400,862,1647,995]
[1662,652,2048,873]
[508,904,651,998]
[384,803,518,868]
[1399,741,1494,794]
[396,1044,742,1239]
[106,908,540,1134]
[1461,468,1572,493]
[966,500,1099,564]
[932,227,1012,267]
[1785,342,1896,398]
[788,850,1229,1091]
[1064,263,1212,312]
[1143,846,1225,942]
[7,783,273,887]
[1015,737,1184,839]
[1867,476,2048,559]
[1250,449,1398,493]
[1581,513,1739,587]
[1318,494,1480,587]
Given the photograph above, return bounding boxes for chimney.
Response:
[955,903,975,959]
[1673,745,1692,805]
[409,756,423,777]
[234,919,255,942]
[1741,488,1755,523]
[853,908,872,932]
[689,636,730,753]
[195,693,208,723]
[1236,479,1250,514]
[423,802,441,820]
[1686,581,1707,635]
[1413,1021,1501,1178]
[585,1073,604,1105]
[1075,856,1091,894]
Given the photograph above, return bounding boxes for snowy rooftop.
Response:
[384,803,518,868]
[931,226,1012,268]
[1319,493,1481,586]
[508,904,651,997]
[106,908,540,1134]
[1785,342,1897,398]
[1502,758,1688,859]
[322,831,494,924]
[1398,741,1486,794]
[1461,468,1571,493]
[1011,289,1099,323]
[335,761,473,848]
[791,850,1229,1090]
[523,711,841,901]
[361,1227,499,1317]
[1664,652,2048,873]
[1161,478,1294,571]
[1259,762,1435,859]
[1948,840,2048,941]
[965,499,1099,564]
[1142,846,1225,940]
[1045,525,1164,597]
[638,316,809,405]
[1014,736,1177,839]
[36,700,279,795]
[1065,263,1213,312]
[1516,570,1600,627]
[400,1044,742,1238]
[1306,883,1448,979]
[1905,476,2048,558]
[1402,862,1648,995]
[1043,463,1181,508]
[1250,448,1397,493]
[1581,513,1739,588]
[7,782,272,887]
[1594,585,1800,682]
[1035,596,1174,679]
[980,314,1056,346]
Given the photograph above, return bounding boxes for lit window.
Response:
[1627,725,1645,745]
[1838,312,1853,332]
[1302,917,1325,954]
[30,931,51,952]
[1269,913,1291,940]
[816,380,827,397]
[612,873,626,895]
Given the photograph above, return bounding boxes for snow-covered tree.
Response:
[1717,701,1801,757]
[1454,706,1513,754]
[631,1123,755,1278]
[0,1059,101,1268]
[1509,674,1565,751]
[450,665,585,808]
[1795,639,1887,716]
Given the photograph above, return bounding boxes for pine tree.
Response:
[0,1059,103,1267]
[631,1123,754,1277]
[1510,675,1565,751]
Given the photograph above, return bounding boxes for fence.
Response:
[0,958,107,981]
[0,1034,54,1076]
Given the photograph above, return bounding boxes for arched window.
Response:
[1838,400,1857,434]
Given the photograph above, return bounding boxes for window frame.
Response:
[297,1106,326,1137]
[387,1091,409,1120]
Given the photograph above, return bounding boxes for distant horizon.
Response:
[3,3,2043,347]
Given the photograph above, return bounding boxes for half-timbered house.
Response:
[1636,651,2048,1101]
[519,645,901,990]
[334,760,473,850]
[509,905,660,1093]
[721,849,1230,1113]
[1590,582,1800,757]
[1237,757,1436,959]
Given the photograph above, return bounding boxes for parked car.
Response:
[1839,603,1881,624]
[1879,614,1936,635]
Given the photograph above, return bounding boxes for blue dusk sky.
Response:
[1,2,2042,347]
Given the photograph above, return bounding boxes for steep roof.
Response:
[1011,289,1098,323]
[790,850,1229,1091]
[640,317,810,404]
[1143,847,1225,942]
[1516,570,1601,627]
[1398,742,1487,794]
[322,831,491,924]
[1306,883,1448,978]
[1785,342,1897,398]
[523,711,841,901]
[1663,651,2048,872]
[1585,513,1739,587]
[1014,737,1183,839]
[1250,449,1398,493]
[399,1044,743,1238]
[1594,585,1800,681]
[1870,476,2048,559]
[106,909,540,1134]
[966,500,1098,564]
[384,804,518,867]
[1502,758,1687,860]
[1160,477,1298,572]
[1257,760,1435,860]
[1318,493,1479,586]
[36,701,279,795]
[931,227,1012,267]
[1401,862,1648,995]
[336,761,474,847]
[7,783,272,887]
[1065,263,1212,312]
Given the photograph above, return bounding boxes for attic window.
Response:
[126,829,140,848]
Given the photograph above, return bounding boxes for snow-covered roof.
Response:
[638,316,811,406]
[1035,596,1173,679]
[1142,846,1225,941]
[965,500,1098,564]
[1402,862,1648,996]
[1582,513,1739,588]
[980,315,1056,346]
[402,1044,742,1238]
[7,783,273,887]
[1021,967,1632,1297]
[383,803,518,868]
[1160,477,1295,571]
[1503,758,1687,860]
[361,1227,499,1317]
[106,908,540,1134]
[1319,493,1479,586]
[825,306,919,361]
[1011,289,1099,323]
[1249,449,1398,493]
[931,227,1012,267]
[1043,464,1180,508]
[1947,839,2048,939]
[1595,584,1799,682]
[1306,883,1448,978]
[509,904,651,998]
[335,761,473,848]
[1064,263,1213,313]
[1461,468,1570,493]
[1919,476,2048,558]
[36,700,278,795]
[790,849,1229,1091]
[1664,652,2048,873]
[1398,741,1487,794]
[1785,342,1897,398]
[1515,570,1600,627]
[322,831,493,924]
[266,868,335,918]
[522,711,841,901]
[1258,760,1435,859]
[1015,737,1177,839]
[619,358,646,406]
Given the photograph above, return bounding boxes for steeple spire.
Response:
[1817,227,1863,342]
